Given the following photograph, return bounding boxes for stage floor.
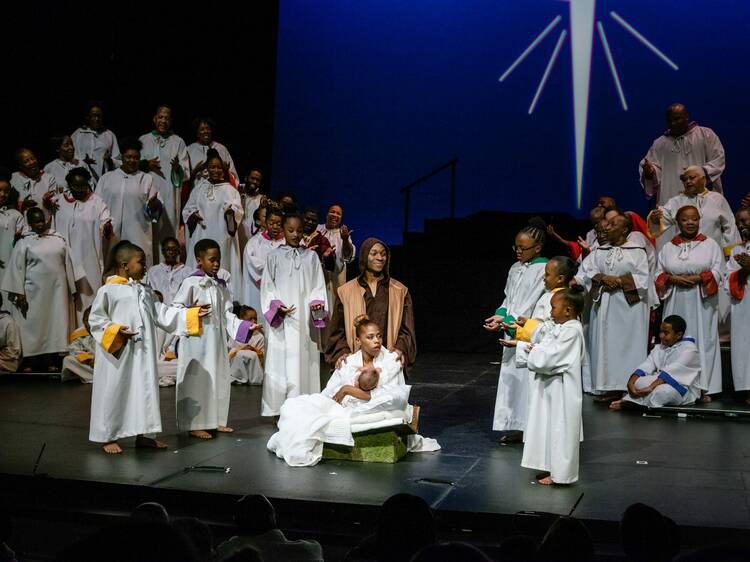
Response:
[2,353,750,539]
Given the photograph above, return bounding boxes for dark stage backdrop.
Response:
[0,2,279,181]
[273,0,750,244]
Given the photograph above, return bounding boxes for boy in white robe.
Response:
[261,214,328,416]
[503,286,586,485]
[11,149,58,222]
[727,208,750,402]
[242,208,284,321]
[229,306,266,385]
[0,179,24,291]
[172,238,256,439]
[611,316,701,409]
[0,294,22,373]
[71,101,120,181]
[483,223,547,442]
[138,105,190,239]
[88,242,208,454]
[52,167,113,323]
[61,307,95,383]
[96,138,163,265]
[143,237,188,305]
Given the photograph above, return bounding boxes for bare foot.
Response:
[135,435,168,449]
[217,426,234,433]
[535,471,551,481]
[190,430,213,439]
[700,394,712,403]
[102,441,123,454]
[538,476,555,485]
[609,400,624,410]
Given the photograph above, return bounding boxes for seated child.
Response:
[61,307,95,383]
[229,305,266,385]
[152,290,178,387]
[0,293,22,373]
[610,315,700,410]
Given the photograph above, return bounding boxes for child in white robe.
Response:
[483,221,547,442]
[0,179,24,292]
[88,243,207,454]
[261,214,328,416]
[0,294,22,373]
[61,307,96,383]
[172,238,256,439]
[727,208,750,402]
[229,306,265,385]
[11,149,58,222]
[610,315,701,409]
[505,286,586,485]
[143,237,188,305]
[151,290,178,387]
[654,206,723,399]
[242,208,284,323]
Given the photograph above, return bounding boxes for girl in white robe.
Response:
[52,168,113,323]
[655,208,723,397]
[242,209,284,317]
[261,215,328,416]
[726,211,750,399]
[172,240,256,437]
[1,209,77,360]
[11,149,58,222]
[0,180,24,291]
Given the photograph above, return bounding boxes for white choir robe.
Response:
[229,331,265,385]
[182,180,244,299]
[574,253,598,394]
[583,245,651,392]
[316,224,356,313]
[71,127,121,181]
[655,235,724,394]
[139,132,190,237]
[639,125,725,205]
[96,169,161,265]
[172,273,254,431]
[43,159,95,190]
[493,258,547,431]
[242,231,284,316]
[88,276,200,442]
[186,141,238,182]
[0,207,24,290]
[61,326,95,383]
[240,193,264,249]
[1,231,77,356]
[727,241,750,391]
[260,245,328,416]
[52,192,112,323]
[11,171,58,221]
[516,319,585,484]
[144,263,189,305]
[624,338,701,407]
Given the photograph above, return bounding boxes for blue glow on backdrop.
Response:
[273,0,750,244]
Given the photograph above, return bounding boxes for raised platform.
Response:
[2,353,750,559]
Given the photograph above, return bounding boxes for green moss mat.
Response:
[322,430,408,463]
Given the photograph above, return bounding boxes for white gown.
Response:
[260,245,328,416]
[727,241,750,391]
[10,171,58,221]
[583,245,651,392]
[186,141,237,182]
[172,273,253,431]
[1,231,77,357]
[516,319,585,484]
[71,127,121,180]
[493,258,547,431]
[96,169,161,265]
[182,179,244,299]
[229,331,265,385]
[143,263,189,305]
[52,192,112,323]
[0,207,24,290]
[88,276,197,442]
[655,235,723,394]
[139,132,190,237]
[240,193,264,246]
[242,232,284,315]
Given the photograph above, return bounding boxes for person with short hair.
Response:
[317,203,355,312]
[242,208,284,325]
[61,306,95,383]
[240,168,265,246]
[43,134,88,188]
[186,116,238,183]
[144,237,188,305]
[0,176,24,293]
[229,305,265,385]
[71,100,120,181]
[727,208,750,403]
[10,148,58,221]
[0,293,22,373]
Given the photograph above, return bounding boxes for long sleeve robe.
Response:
[71,127,121,181]
[182,180,244,299]
[242,231,284,318]
[172,273,253,431]
[516,319,585,484]
[43,159,95,190]
[88,276,200,442]
[186,141,238,182]
[727,241,750,391]
[655,235,723,394]
[639,125,725,205]
[493,258,547,431]
[0,207,24,290]
[52,192,112,323]
[10,171,58,221]
[316,224,356,313]
[143,263,189,305]
[260,245,328,416]
[1,231,77,356]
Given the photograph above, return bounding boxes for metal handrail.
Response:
[399,158,458,235]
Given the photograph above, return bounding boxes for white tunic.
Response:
[493,258,547,431]
[186,141,238,182]
[88,277,194,442]
[229,331,265,385]
[182,180,244,300]
[0,207,24,289]
[516,319,584,484]
[71,127,121,180]
[584,245,651,391]
[260,245,328,416]
[143,263,189,305]
[172,273,252,431]
[52,193,112,322]
[139,132,190,236]
[1,231,77,356]
[240,193,264,245]
[639,125,725,205]
[10,171,58,221]
[727,241,750,391]
[242,232,284,315]
[656,236,723,394]
[96,169,161,265]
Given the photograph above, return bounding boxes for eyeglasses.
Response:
[512,245,537,253]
